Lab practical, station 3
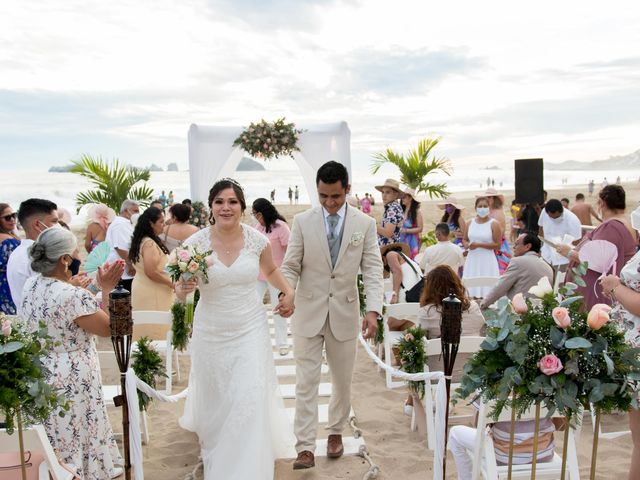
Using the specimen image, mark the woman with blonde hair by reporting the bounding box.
[85,203,115,253]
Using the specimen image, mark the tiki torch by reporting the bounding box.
[440,291,463,479]
[109,284,133,480]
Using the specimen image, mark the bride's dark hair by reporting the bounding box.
[208,178,246,225]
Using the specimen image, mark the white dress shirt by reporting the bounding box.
[105,216,135,279]
[322,203,347,237]
[7,239,34,314]
[538,208,582,266]
[419,240,465,273]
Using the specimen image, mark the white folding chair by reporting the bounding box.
[0,425,74,480]
[99,350,149,445]
[462,276,499,299]
[381,302,421,389]
[132,310,178,394]
[421,336,485,449]
[471,400,580,479]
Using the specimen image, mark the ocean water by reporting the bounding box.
[3,165,638,227]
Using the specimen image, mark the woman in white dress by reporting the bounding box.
[175,178,295,480]
[463,196,501,298]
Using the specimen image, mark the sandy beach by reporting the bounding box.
[95,181,640,479]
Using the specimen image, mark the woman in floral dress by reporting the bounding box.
[21,227,125,479]
[0,203,20,314]
[375,178,404,247]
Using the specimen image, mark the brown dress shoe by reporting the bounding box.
[327,434,344,458]
[293,450,315,469]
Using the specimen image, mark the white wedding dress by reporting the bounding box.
[179,224,293,479]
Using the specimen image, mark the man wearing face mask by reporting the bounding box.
[538,199,582,268]
[7,198,59,314]
[105,199,140,292]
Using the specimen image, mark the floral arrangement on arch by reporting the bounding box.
[456,263,640,423]
[189,201,209,229]
[233,118,304,160]
[0,314,68,434]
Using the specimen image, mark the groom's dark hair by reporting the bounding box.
[316,161,349,188]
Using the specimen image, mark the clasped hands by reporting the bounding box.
[275,291,295,318]
[600,274,622,298]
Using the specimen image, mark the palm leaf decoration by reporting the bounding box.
[71,154,154,212]
[371,137,452,199]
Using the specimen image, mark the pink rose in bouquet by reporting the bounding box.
[178,249,191,262]
[187,260,199,273]
[552,307,571,329]
[1,318,11,337]
[404,333,414,342]
[511,293,528,314]
[587,303,611,330]
[539,354,563,375]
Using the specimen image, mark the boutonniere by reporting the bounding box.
[350,232,364,246]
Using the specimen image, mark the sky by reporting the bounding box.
[1,0,640,173]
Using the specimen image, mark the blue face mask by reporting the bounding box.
[476,207,490,218]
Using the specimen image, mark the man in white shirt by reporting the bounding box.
[419,223,464,274]
[538,199,582,267]
[105,199,139,292]
[7,198,59,313]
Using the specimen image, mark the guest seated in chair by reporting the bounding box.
[480,232,553,310]
[419,223,464,274]
[381,242,422,304]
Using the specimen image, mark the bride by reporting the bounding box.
[175,178,295,479]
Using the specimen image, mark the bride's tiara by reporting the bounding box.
[215,177,244,192]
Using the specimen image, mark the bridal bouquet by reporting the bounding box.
[456,264,640,423]
[166,246,213,327]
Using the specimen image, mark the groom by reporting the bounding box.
[280,161,384,469]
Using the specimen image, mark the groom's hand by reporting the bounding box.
[362,311,378,339]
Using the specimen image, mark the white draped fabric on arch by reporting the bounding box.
[187,121,352,207]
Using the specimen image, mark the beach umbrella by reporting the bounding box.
[84,241,111,273]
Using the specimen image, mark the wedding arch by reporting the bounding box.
[187,121,352,206]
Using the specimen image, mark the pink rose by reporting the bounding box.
[587,304,611,330]
[404,333,414,342]
[178,249,191,262]
[187,260,199,273]
[552,307,571,329]
[511,293,528,314]
[539,354,563,375]
[205,255,215,267]
[1,319,11,337]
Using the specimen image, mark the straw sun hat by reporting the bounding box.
[477,187,505,202]
[436,197,465,210]
[374,178,402,194]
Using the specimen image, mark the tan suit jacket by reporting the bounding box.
[281,205,384,341]
[481,251,554,307]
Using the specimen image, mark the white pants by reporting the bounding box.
[448,425,476,480]
[256,280,288,347]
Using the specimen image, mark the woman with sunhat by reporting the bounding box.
[483,187,512,275]
[438,196,466,246]
[376,178,404,247]
[399,187,423,259]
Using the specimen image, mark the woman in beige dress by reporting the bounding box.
[162,203,199,252]
[129,206,174,311]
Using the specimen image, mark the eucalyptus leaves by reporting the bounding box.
[233,118,303,160]
[457,263,640,422]
[0,314,68,434]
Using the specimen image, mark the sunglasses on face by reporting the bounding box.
[1,213,16,221]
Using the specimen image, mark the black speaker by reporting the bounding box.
[514,158,544,204]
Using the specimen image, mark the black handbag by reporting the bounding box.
[398,252,424,303]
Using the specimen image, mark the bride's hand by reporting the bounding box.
[275,291,295,318]
[175,277,198,301]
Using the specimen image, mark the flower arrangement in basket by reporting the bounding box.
[166,245,213,329]
[233,118,303,160]
[0,314,69,479]
[456,264,640,424]
[397,325,428,398]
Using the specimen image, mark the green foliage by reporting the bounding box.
[71,154,153,212]
[371,137,451,199]
[0,316,69,434]
[131,337,166,411]
[397,325,428,398]
[171,290,200,351]
[420,230,438,248]
[189,201,209,228]
[456,266,640,423]
[233,118,304,160]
